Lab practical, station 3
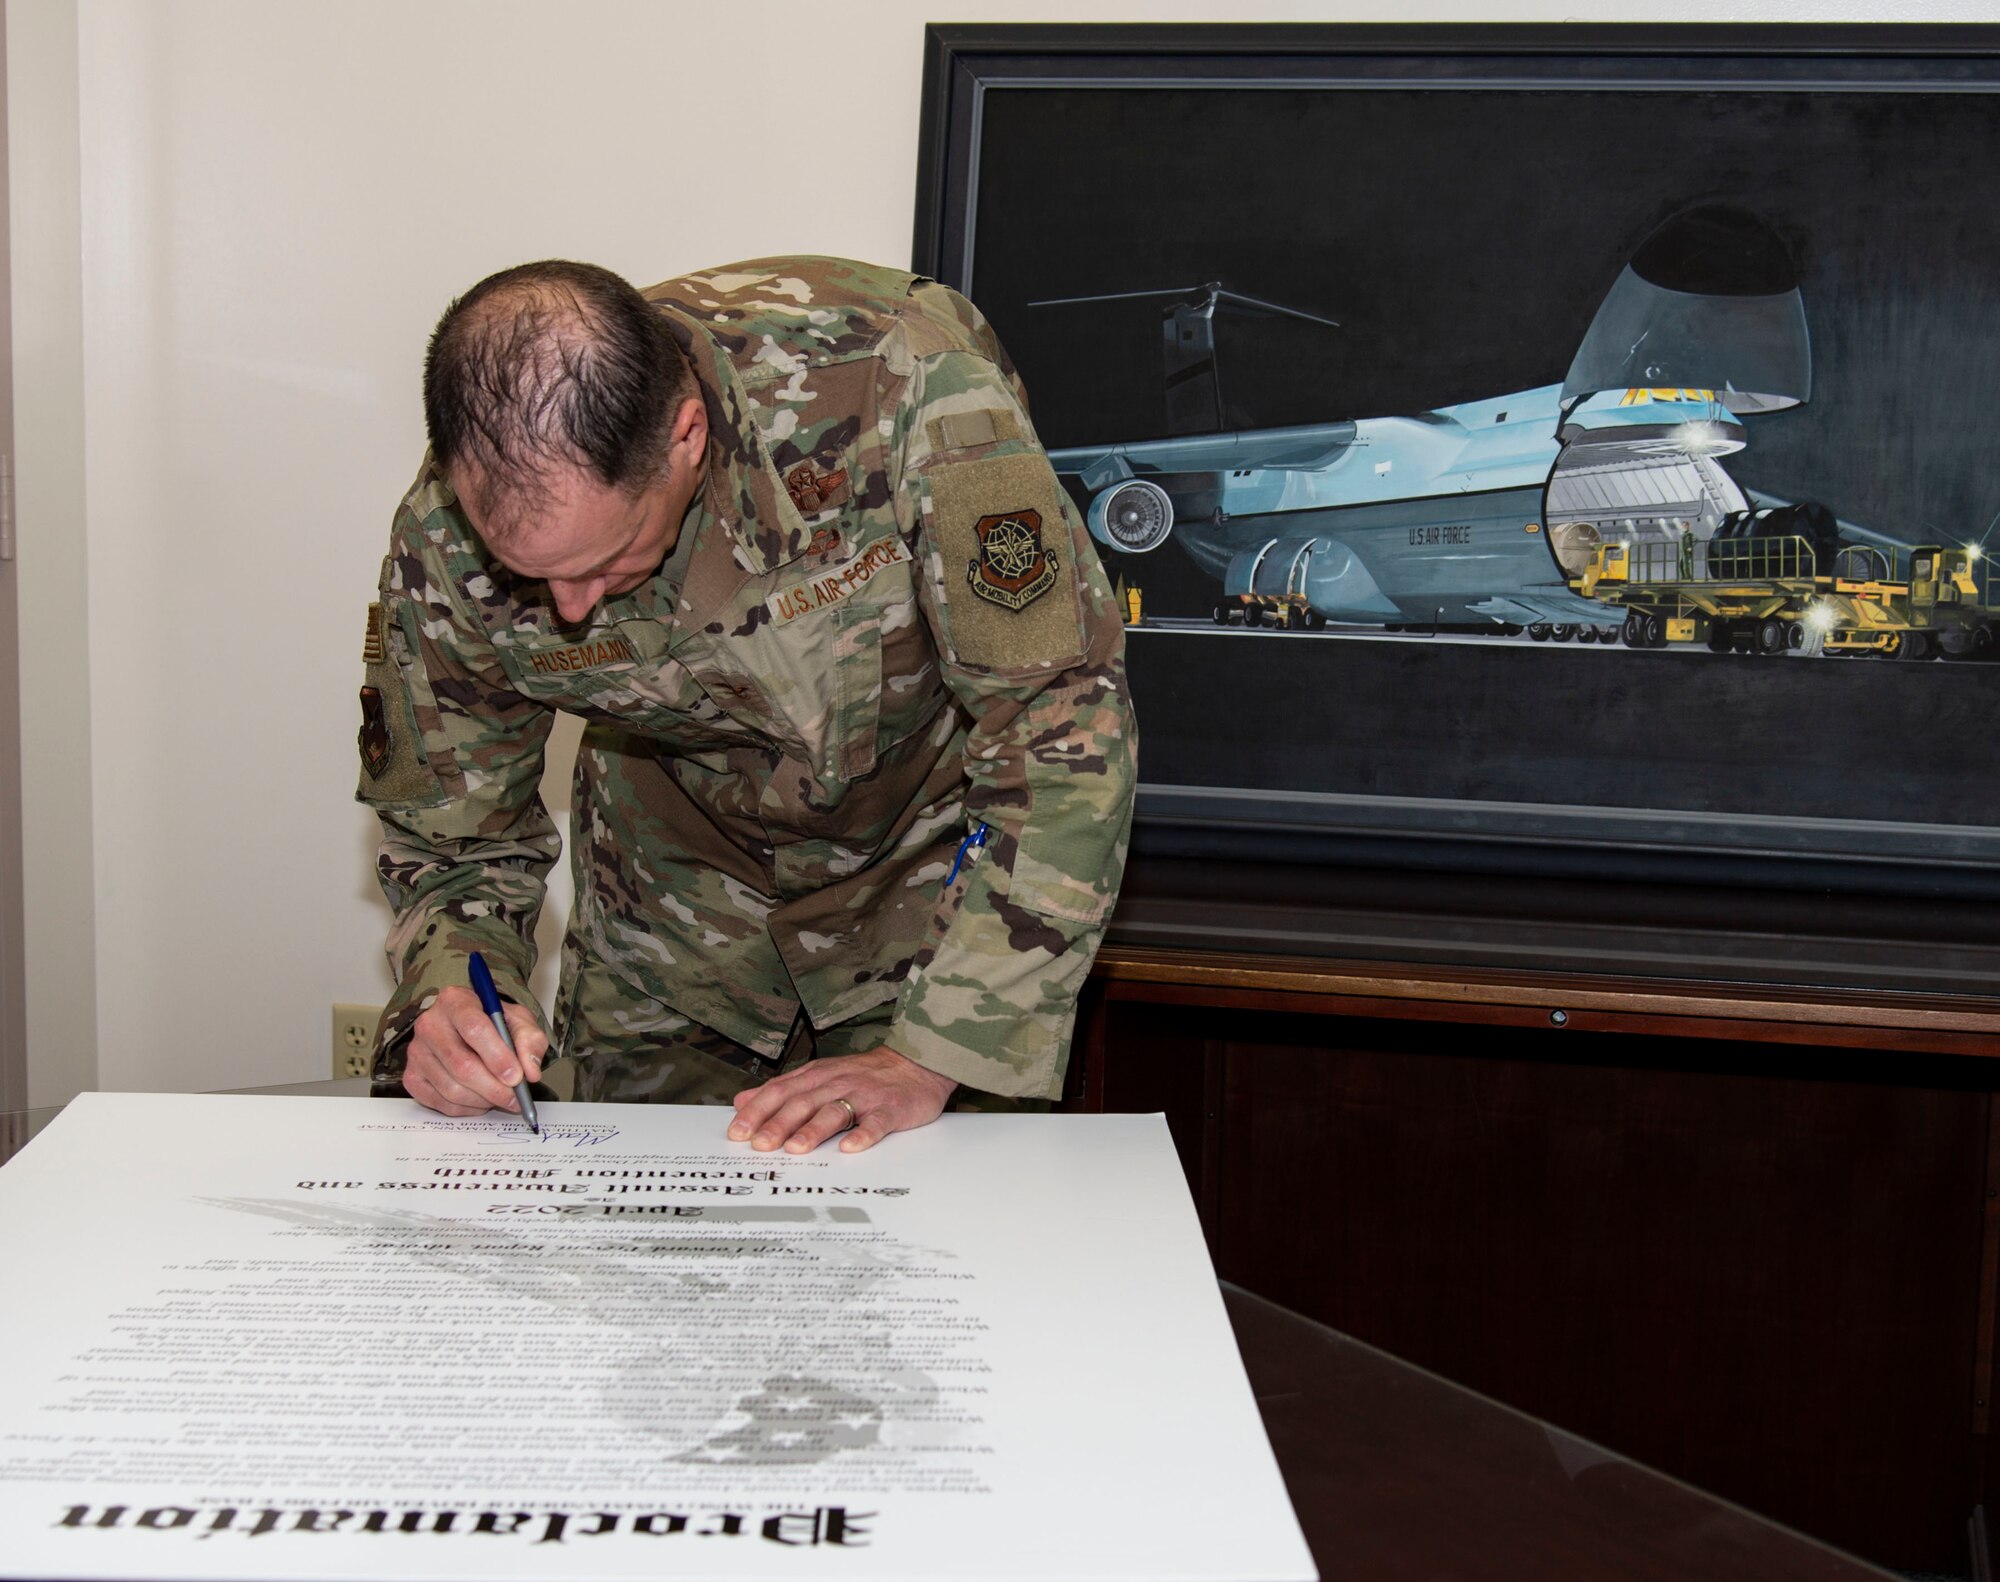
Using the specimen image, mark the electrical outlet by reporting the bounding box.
[331,1004,382,1080]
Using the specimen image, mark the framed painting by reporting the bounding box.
[913,23,2000,896]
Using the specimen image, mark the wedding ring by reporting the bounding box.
[834,1097,857,1131]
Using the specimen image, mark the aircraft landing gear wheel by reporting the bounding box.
[1212,603,1233,627]
[1243,603,1264,629]
[1577,625,1599,644]
[1599,626,1623,645]
[1549,624,1575,643]
[1528,624,1552,642]
[1756,617,1789,656]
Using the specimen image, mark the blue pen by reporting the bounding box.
[468,952,539,1135]
[947,822,989,884]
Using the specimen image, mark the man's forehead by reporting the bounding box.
[452,463,636,572]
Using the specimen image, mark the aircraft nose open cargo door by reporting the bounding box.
[1545,449,1749,574]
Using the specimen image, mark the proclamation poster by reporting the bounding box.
[0,1094,1314,1581]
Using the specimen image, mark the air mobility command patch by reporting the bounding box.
[969,509,1058,610]
[923,451,1086,670]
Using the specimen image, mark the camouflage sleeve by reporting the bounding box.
[355,466,559,1086]
[886,291,1137,1099]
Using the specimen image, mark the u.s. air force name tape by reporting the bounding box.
[767,536,914,626]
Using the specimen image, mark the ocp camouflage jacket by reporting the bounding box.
[357,257,1136,1098]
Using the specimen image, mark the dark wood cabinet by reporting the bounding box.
[1072,861,2000,1576]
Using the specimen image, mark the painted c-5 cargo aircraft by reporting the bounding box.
[1045,206,1816,634]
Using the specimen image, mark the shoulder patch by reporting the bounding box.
[358,686,393,776]
[968,510,1059,610]
[356,602,446,808]
[923,453,1086,671]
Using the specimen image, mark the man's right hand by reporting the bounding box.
[400,984,548,1117]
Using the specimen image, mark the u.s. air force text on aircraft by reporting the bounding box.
[1410,525,1474,547]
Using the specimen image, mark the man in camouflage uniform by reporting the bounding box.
[358,257,1135,1153]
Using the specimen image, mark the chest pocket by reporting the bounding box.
[845,558,947,763]
[753,528,946,793]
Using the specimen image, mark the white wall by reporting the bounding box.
[9,0,1997,1100]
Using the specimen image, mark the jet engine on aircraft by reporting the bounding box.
[1086,478,1175,554]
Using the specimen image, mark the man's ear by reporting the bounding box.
[673,395,708,461]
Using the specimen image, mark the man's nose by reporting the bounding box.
[549,580,604,623]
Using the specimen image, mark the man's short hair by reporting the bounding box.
[423,260,696,514]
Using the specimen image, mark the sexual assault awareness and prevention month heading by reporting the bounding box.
[0,1094,1314,1581]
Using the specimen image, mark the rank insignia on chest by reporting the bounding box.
[784,459,851,517]
[967,509,1060,611]
[357,686,392,779]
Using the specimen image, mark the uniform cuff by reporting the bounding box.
[886,909,1095,1101]
[885,1013,1070,1101]
[371,943,545,1084]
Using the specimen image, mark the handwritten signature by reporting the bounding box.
[494,1123,621,1149]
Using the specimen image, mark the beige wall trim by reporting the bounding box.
[8,0,95,1106]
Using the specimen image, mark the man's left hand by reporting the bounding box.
[728,1047,957,1154]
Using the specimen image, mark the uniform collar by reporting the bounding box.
[644,287,816,580]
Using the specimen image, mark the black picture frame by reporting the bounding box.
[913,23,2000,900]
